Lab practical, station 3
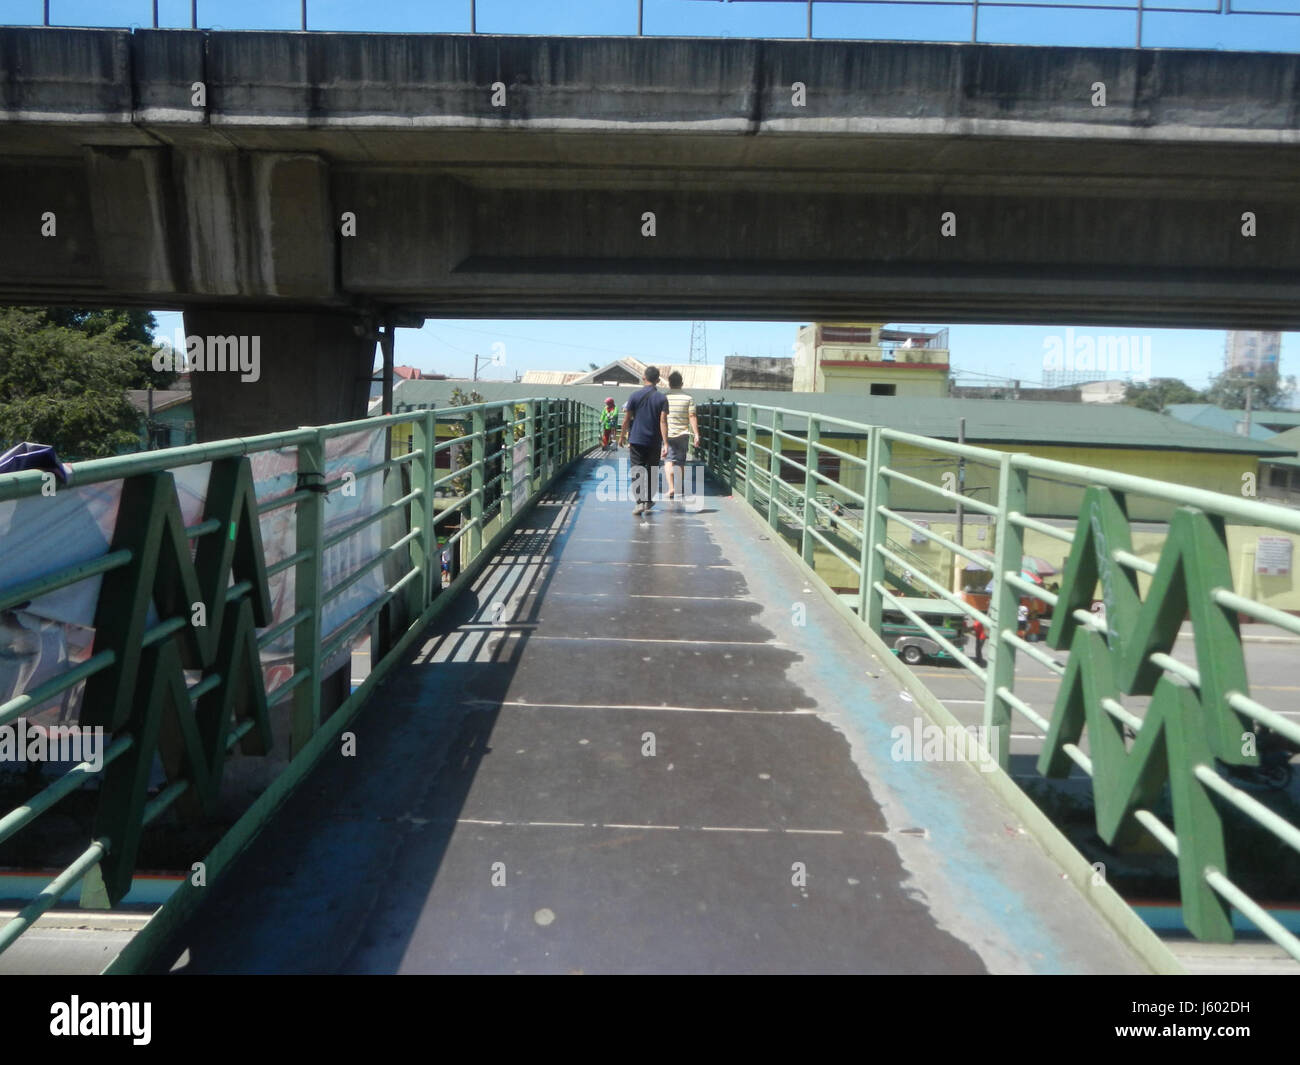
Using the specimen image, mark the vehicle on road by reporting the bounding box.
[882,612,968,666]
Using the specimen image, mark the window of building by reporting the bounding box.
[1270,466,1289,488]
[870,383,897,396]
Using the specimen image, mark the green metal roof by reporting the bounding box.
[1162,403,1279,443]
[1248,410,1300,429]
[377,380,1290,456]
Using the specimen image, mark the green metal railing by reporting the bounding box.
[0,397,602,959]
[699,400,1300,957]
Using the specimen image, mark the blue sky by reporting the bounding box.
[12,0,1300,49]
[20,0,1299,395]
[150,313,1291,393]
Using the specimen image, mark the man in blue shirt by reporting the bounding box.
[617,366,669,515]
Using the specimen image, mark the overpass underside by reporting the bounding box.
[1,28,1299,329]
[144,459,1147,974]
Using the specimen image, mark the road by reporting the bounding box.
[901,630,1300,791]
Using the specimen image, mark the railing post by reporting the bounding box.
[863,427,890,633]
[728,402,739,488]
[543,401,554,482]
[704,404,716,477]
[470,406,485,558]
[525,400,537,491]
[412,409,436,609]
[538,401,548,484]
[292,434,326,756]
[767,411,784,529]
[744,405,757,507]
[714,404,725,484]
[552,400,560,472]
[801,418,820,568]
[984,454,1028,770]
[501,406,515,527]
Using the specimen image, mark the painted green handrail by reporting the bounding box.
[698,400,1300,959]
[0,396,602,959]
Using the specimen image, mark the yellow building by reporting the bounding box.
[721,390,1297,608]
[792,322,950,397]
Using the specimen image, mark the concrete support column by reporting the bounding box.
[184,308,377,441]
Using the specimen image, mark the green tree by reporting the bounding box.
[43,308,172,389]
[1204,366,1296,412]
[1122,377,1205,413]
[0,307,143,459]
[447,387,485,494]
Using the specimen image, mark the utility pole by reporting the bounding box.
[955,417,966,591]
[1245,380,1254,436]
[379,318,395,414]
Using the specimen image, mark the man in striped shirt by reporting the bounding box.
[662,371,700,501]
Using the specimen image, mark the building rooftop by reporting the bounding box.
[126,390,191,415]
[520,370,585,385]
[379,380,1290,456]
[1164,403,1282,442]
[523,358,724,390]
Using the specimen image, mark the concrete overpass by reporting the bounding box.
[2,27,1300,432]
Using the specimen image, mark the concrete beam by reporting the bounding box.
[178,150,335,298]
[1,28,1299,326]
[84,147,180,294]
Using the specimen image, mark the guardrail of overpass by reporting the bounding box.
[18,0,1300,49]
[0,396,600,961]
[699,400,1300,958]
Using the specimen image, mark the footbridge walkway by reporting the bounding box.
[1,397,1297,973]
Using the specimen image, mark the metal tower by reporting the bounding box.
[688,321,708,365]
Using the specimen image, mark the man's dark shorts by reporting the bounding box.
[665,435,689,464]
[628,444,660,502]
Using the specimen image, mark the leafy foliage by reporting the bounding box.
[446,388,485,494]
[1121,377,1205,413]
[0,307,146,459]
[1204,366,1297,412]
[43,307,171,389]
